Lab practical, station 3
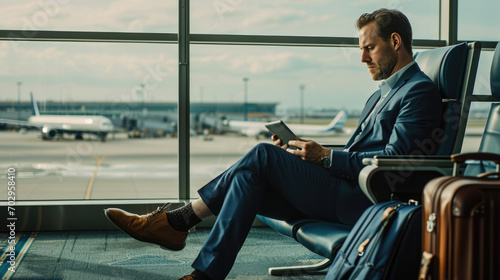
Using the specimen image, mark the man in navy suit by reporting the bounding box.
[105,8,442,280]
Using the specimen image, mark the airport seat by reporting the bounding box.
[257,42,480,276]
[462,103,500,175]
[463,42,500,175]
[416,42,471,155]
[359,41,482,204]
[360,41,500,204]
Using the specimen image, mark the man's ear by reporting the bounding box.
[391,32,402,51]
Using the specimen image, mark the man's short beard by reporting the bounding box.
[374,52,397,80]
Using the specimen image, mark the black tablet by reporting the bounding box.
[265,120,299,150]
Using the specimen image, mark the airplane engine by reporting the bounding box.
[41,126,57,140]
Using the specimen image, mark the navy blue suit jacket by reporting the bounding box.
[332,63,442,224]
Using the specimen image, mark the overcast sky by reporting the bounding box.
[0,0,498,112]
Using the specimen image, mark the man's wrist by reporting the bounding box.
[321,148,332,169]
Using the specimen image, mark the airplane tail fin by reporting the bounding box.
[325,110,348,131]
[30,92,40,116]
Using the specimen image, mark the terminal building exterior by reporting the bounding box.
[0,100,278,133]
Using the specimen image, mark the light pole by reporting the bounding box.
[17,82,22,122]
[243,77,249,121]
[140,83,145,113]
[200,86,204,103]
[140,83,145,128]
[300,84,305,124]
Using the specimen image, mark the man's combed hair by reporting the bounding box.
[356,8,413,56]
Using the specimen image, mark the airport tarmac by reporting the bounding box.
[0,130,482,202]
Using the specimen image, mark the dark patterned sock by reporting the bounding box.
[190,269,211,280]
[166,203,202,232]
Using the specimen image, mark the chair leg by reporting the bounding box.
[268,258,332,276]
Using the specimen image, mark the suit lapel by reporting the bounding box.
[368,64,420,124]
[348,64,421,150]
[359,89,381,125]
[344,89,380,148]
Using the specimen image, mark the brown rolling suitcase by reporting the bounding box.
[419,152,500,280]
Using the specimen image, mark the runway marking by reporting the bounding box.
[85,156,106,199]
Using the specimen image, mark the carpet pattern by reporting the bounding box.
[1,227,328,280]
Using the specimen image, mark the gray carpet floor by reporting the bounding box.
[2,227,328,280]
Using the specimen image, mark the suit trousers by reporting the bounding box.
[192,143,347,279]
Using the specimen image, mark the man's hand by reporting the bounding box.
[272,134,296,149]
[271,134,301,150]
[272,134,329,166]
[288,139,328,165]
[271,134,284,148]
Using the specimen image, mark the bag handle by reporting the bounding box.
[450,152,500,176]
[477,171,500,178]
[356,206,397,256]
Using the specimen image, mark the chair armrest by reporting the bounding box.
[361,155,452,166]
[359,156,456,204]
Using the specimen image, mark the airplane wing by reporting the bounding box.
[0,118,42,128]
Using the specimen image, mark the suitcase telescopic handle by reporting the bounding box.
[451,152,500,176]
[451,152,500,164]
[477,171,500,178]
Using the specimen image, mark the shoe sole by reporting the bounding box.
[104,209,186,251]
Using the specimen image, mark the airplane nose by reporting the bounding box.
[100,120,113,131]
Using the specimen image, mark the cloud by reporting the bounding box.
[0,0,177,32]
[191,1,345,35]
[0,41,178,98]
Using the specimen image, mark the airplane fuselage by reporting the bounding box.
[225,110,348,138]
[28,115,114,140]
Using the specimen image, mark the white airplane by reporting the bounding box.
[225,109,348,138]
[0,92,114,141]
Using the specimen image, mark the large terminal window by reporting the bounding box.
[0,41,178,200]
[191,0,439,39]
[0,0,498,230]
[0,0,177,33]
[189,44,377,197]
[462,50,497,153]
[458,0,500,42]
[457,0,500,152]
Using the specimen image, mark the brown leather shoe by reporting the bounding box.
[104,203,188,251]
[177,276,194,280]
